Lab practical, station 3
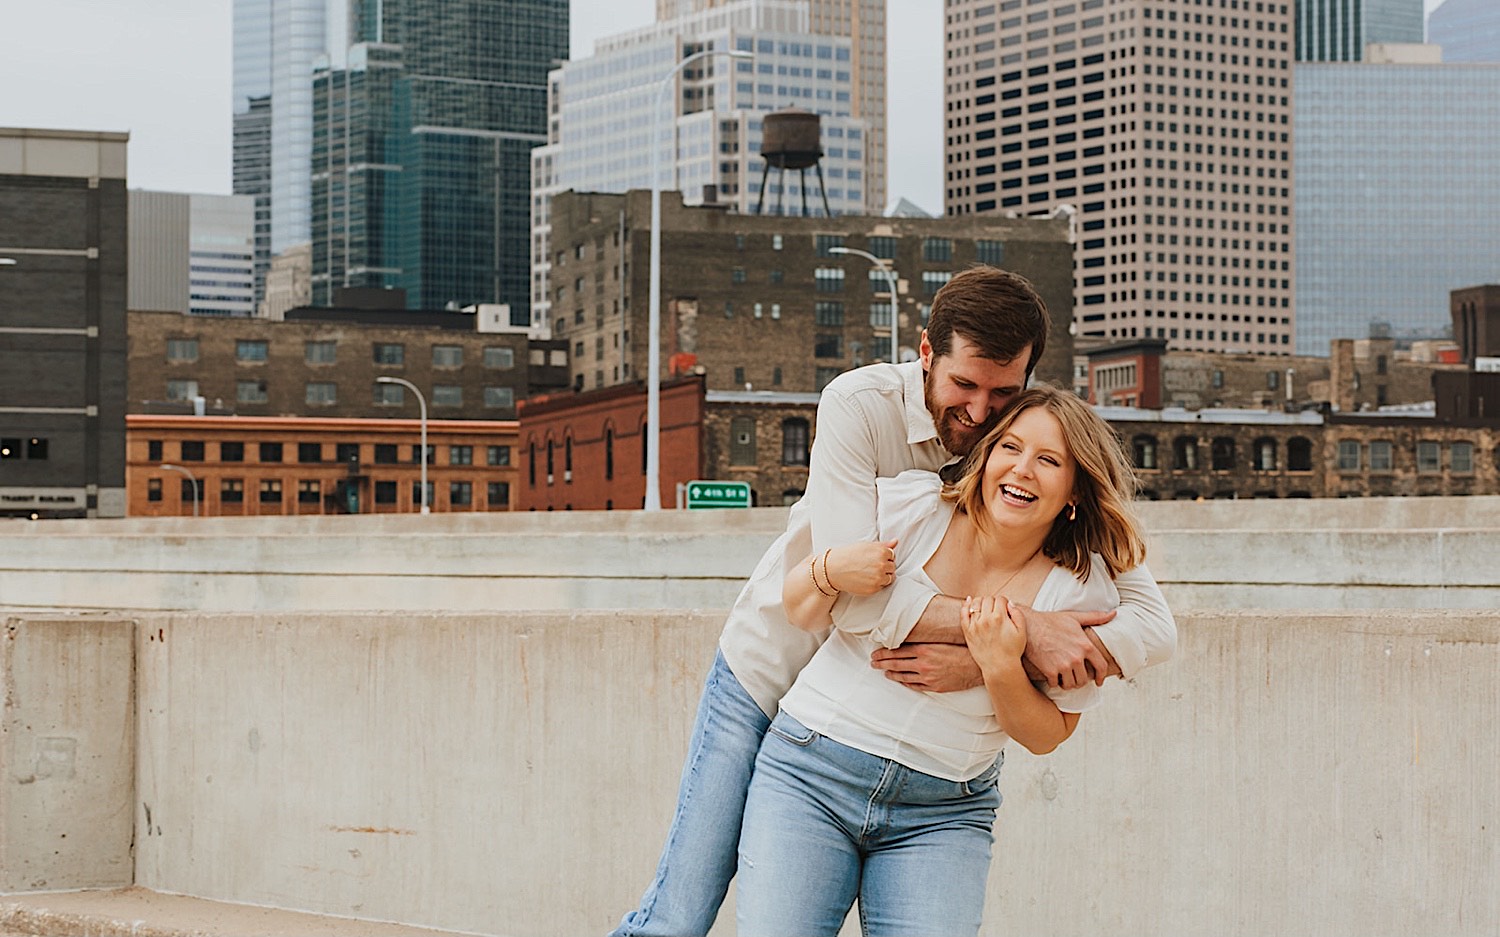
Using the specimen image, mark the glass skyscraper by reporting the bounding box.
[312,0,566,317]
[1428,0,1500,63]
[1294,62,1500,353]
[1295,0,1424,61]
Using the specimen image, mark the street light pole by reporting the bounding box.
[829,246,899,364]
[646,46,754,511]
[376,376,429,514]
[159,463,200,517]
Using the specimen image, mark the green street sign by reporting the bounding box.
[686,480,752,510]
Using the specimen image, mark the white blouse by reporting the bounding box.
[778,470,1118,782]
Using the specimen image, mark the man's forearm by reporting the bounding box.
[903,593,966,644]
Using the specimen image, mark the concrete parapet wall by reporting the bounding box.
[4,609,1493,936]
[4,495,1500,612]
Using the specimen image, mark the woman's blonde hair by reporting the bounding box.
[941,385,1146,580]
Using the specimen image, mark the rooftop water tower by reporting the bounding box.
[755,108,832,217]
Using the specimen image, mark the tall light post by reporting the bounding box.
[646,46,754,511]
[376,376,429,514]
[829,246,900,364]
[159,463,200,517]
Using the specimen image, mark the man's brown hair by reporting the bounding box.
[926,265,1049,377]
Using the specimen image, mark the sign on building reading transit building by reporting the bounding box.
[685,480,752,510]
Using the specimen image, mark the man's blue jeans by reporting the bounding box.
[609,649,771,937]
[735,711,1002,937]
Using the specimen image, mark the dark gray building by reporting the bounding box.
[0,127,129,518]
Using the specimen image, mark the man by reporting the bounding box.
[610,267,1176,937]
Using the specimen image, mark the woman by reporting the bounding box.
[735,386,1148,937]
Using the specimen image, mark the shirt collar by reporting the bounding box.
[901,361,941,448]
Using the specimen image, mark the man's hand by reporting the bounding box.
[1010,604,1115,690]
[869,643,984,693]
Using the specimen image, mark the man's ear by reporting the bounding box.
[919,330,933,369]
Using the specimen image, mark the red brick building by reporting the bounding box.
[128,415,517,516]
[516,377,705,511]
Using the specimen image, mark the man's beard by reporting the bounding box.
[924,374,997,457]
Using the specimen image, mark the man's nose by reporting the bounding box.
[964,396,989,424]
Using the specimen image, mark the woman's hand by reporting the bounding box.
[961,594,1028,671]
[823,539,899,596]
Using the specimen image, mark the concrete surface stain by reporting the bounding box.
[327,826,415,835]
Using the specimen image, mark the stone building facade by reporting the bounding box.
[129,308,568,421]
[546,189,1074,396]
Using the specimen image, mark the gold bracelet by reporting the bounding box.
[820,548,841,595]
[811,554,836,597]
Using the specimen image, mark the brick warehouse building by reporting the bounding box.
[128,415,518,516]
[545,189,1075,396]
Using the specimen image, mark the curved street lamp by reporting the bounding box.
[376,376,430,514]
[646,46,755,511]
[829,246,900,364]
[159,463,200,517]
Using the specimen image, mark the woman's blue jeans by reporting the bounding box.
[609,650,771,936]
[736,712,1002,937]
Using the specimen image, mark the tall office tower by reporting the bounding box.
[944,0,1295,354]
[0,128,129,519]
[313,0,566,317]
[1294,54,1500,355]
[1295,0,1423,61]
[130,192,258,318]
[1428,0,1500,63]
[232,0,273,309]
[530,0,877,335]
[656,0,887,214]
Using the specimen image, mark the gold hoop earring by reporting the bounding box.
[1066,503,1077,522]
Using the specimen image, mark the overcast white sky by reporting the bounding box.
[0,0,1444,216]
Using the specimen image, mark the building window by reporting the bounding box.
[236,339,269,362]
[305,382,337,406]
[869,303,892,328]
[1211,369,1224,389]
[1252,437,1277,472]
[483,346,515,369]
[815,301,844,326]
[487,482,510,508]
[305,340,336,364]
[1173,436,1198,471]
[1132,434,1158,470]
[605,428,614,480]
[922,238,953,262]
[815,334,844,358]
[1337,440,1360,472]
[166,379,199,401]
[484,386,515,409]
[1266,371,1280,391]
[772,234,783,250]
[221,441,244,462]
[335,443,359,464]
[487,445,511,467]
[816,233,846,256]
[868,236,897,260]
[374,343,405,365]
[259,442,283,463]
[816,366,842,391]
[298,480,321,504]
[529,442,536,487]
[1211,437,1236,471]
[432,345,463,368]
[166,339,199,362]
[298,442,323,463]
[148,440,164,461]
[782,418,810,466]
[921,270,952,296]
[815,267,845,293]
[975,239,1005,266]
[23,437,47,460]
[180,440,206,462]
[412,481,434,508]
[730,416,757,466]
[375,480,397,504]
[1369,440,1393,472]
[180,478,198,502]
[450,481,473,507]
[1416,441,1441,474]
[1452,442,1474,474]
[450,445,473,466]
[413,445,435,465]
[432,385,463,407]
[148,478,162,502]
[374,382,404,406]
[546,439,555,484]
[1287,437,1313,472]
[374,444,398,464]
[237,380,268,404]
[221,479,244,503]
[259,479,283,504]
[731,267,747,284]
